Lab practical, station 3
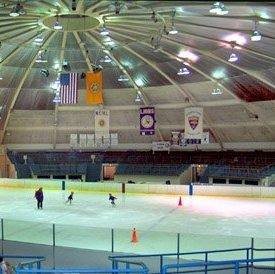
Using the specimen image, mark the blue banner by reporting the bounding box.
[140,107,155,135]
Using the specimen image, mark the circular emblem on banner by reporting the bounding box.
[90,83,99,93]
[98,119,106,127]
[141,115,154,128]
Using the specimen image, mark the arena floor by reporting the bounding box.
[0,187,274,258]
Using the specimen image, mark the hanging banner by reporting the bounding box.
[171,131,180,145]
[86,134,95,147]
[184,107,203,139]
[179,131,209,146]
[70,134,78,147]
[95,109,109,136]
[86,71,103,105]
[110,133,118,145]
[79,134,87,148]
[140,107,155,135]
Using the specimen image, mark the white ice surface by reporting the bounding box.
[0,188,274,255]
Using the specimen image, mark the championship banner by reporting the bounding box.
[184,107,203,139]
[95,109,109,138]
[86,71,103,104]
[140,107,155,135]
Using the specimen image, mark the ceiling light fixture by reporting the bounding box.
[228,53,238,62]
[34,36,43,43]
[100,28,109,36]
[211,86,222,95]
[53,95,61,103]
[135,94,141,102]
[35,55,47,63]
[109,1,127,14]
[53,15,63,30]
[10,3,26,17]
[118,75,129,82]
[209,2,228,15]
[40,68,49,77]
[169,12,178,34]
[251,21,262,41]
[177,67,190,75]
[228,43,239,62]
[151,12,158,23]
[100,55,112,63]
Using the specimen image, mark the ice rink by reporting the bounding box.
[0,187,275,256]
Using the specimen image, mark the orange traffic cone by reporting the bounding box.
[131,228,138,243]
[178,196,182,206]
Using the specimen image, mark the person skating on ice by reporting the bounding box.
[109,193,117,206]
[66,191,74,205]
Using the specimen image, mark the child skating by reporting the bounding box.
[66,191,74,205]
[109,193,117,207]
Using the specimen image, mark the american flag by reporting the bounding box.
[60,72,78,104]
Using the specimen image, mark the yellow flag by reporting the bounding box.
[86,71,103,104]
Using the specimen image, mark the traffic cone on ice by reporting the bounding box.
[178,196,182,206]
[131,228,138,243]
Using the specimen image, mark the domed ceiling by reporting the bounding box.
[0,0,274,152]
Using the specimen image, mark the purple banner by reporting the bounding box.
[140,107,155,135]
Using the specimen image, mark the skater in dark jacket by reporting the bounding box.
[109,193,117,206]
[66,191,74,205]
[34,187,44,209]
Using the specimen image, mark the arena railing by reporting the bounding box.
[161,258,275,274]
[14,268,148,274]
[109,243,275,274]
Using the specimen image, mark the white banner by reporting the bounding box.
[201,132,209,144]
[110,133,118,145]
[86,134,95,147]
[152,141,170,151]
[95,109,110,137]
[79,134,87,148]
[184,107,203,139]
[70,134,78,147]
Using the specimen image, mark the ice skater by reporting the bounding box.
[34,187,44,209]
[109,193,117,207]
[66,191,74,205]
